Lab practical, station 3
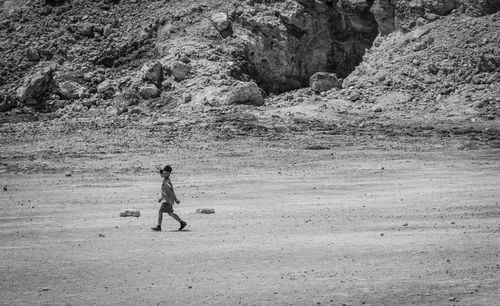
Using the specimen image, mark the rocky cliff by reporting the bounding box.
[0,0,498,143]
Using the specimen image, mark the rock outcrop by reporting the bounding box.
[371,0,500,33]
[236,0,378,93]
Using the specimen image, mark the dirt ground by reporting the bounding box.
[0,140,499,305]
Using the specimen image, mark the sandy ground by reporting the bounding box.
[0,141,499,305]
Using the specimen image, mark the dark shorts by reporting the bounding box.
[159,202,174,213]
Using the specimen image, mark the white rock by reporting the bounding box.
[97,79,113,93]
[210,12,230,32]
[196,208,215,214]
[120,209,140,217]
[139,84,159,99]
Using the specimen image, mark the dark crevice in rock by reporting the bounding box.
[240,0,379,94]
[279,15,307,38]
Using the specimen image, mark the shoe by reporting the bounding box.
[151,225,161,231]
[179,221,187,231]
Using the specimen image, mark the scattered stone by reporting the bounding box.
[170,61,190,81]
[139,84,160,99]
[403,223,408,226]
[119,89,140,106]
[141,60,163,84]
[409,27,431,41]
[305,145,329,150]
[97,79,113,93]
[372,105,383,112]
[309,72,342,93]
[58,81,86,99]
[161,80,173,90]
[425,13,438,21]
[65,172,72,177]
[448,297,456,302]
[182,93,192,103]
[348,92,361,101]
[120,209,141,217]
[77,22,95,37]
[83,71,95,81]
[116,106,128,116]
[0,93,16,112]
[374,72,387,82]
[16,66,54,102]
[103,24,113,37]
[428,64,438,74]
[416,17,427,27]
[98,233,105,237]
[179,55,191,64]
[196,208,215,214]
[210,12,231,32]
[3,185,7,191]
[380,233,384,236]
[26,47,40,61]
[129,108,143,115]
[225,81,263,106]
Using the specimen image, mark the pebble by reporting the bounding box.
[196,208,215,214]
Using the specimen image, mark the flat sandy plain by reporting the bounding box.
[1,140,499,305]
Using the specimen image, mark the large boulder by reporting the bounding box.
[58,81,86,99]
[141,60,163,84]
[16,66,54,102]
[239,0,377,93]
[225,82,263,106]
[309,72,342,92]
